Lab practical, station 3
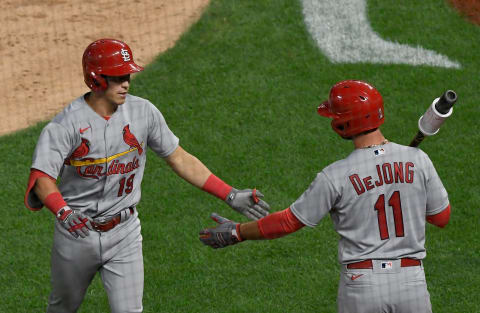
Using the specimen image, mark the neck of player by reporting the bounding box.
[353,129,388,149]
[85,92,120,118]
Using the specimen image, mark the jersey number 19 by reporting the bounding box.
[118,174,136,197]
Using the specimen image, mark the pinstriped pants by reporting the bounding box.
[338,260,432,313]
[47,212,144,313]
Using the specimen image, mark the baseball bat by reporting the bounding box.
[409,90,457,147]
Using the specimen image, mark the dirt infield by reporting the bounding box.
[0,1,476,136]
[448,0,480,25]
[0,0,209,136]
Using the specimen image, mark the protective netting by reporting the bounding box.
[0,0,209,136]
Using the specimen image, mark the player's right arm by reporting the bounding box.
[199,170,336,248]
[30,170,93,238]
[24,122,92,238]
[33,175,60,202]
[199,208,305,248]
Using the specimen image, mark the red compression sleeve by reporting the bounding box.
[44,192,68,215]
[24,169,55,211]
[202,174,232,200]
[257,207,305,239]
[426,204,451,228]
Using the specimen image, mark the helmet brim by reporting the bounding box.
[101,62,144,76]
[126,62,144,73]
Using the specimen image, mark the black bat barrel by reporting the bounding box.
[435,90,457,114]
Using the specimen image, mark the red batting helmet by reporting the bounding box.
[82,39,144,92]
[317,80,384,139]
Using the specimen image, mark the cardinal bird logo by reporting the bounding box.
[123,124,143,155]
[64,138,90,164]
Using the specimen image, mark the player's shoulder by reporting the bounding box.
[388,142,430,159]
[124,94,161,113]
[51,94,90,125]
[126,94,153,107]
[321,156,351,179]
[125,93,148,104]
[42,94,92,137]
[323,142,429,170]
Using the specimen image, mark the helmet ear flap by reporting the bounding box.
[331,118,351,139]
[90,72,107,92]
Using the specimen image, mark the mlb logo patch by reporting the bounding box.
[374,148,385,156]
[381,261,393,269]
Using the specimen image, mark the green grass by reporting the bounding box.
[2,0,479,312]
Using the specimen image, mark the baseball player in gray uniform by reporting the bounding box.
[199,80,451,313]
[23,38,270,313]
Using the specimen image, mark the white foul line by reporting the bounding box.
[301,0,461,69]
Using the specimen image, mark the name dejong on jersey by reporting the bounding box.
[349,161,415,196]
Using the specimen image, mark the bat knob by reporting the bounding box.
[435,90,457,114]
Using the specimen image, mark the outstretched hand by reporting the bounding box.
[226,188,270,220]
[199,213,242,249]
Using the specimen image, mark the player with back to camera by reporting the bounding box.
[24,38,270,313]
[199,80,451,313]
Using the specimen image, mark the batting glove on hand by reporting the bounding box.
[226,188,270,220]
[56,206,93,239]
[199,213,242,249]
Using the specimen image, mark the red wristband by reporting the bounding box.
[44,192,67,215]
[202,174,232,200]
[235,223,243,242]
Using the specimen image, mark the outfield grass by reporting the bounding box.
[2,0,479,312]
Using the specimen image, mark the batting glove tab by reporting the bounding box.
[56,206,93,239]
[199,213,242,249]
[226,188,270,220]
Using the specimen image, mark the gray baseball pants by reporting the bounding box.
[47,210,143,313]
[338,259,432,313]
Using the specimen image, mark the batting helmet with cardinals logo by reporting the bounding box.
[82,39,144,92]
[317,80,385,139]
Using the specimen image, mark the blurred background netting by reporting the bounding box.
[0,0,209,136]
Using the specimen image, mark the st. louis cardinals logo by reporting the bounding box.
[64,125,144,179]
[120,48,131,62]
[64,138,90,165]
[123,124,143,155]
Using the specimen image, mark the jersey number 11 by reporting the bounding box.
[374,191,405,240]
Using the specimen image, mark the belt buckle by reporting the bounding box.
[92,216,112,231]
[95,216,109,225]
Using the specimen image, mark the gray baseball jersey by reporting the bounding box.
[30,93,178,217]
[29,93,178,312]
[290,142,449,264]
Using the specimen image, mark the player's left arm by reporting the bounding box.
[165,146,270,220]
[422,152,450,228]
[165,146,212,188]
[426,204,450,228]
[147,103,269,220]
